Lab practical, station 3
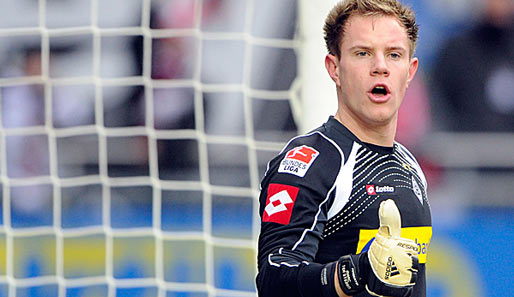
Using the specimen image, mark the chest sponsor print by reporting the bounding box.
[366,184,395,195]
[278,145,320,177]
[357,226,432,263]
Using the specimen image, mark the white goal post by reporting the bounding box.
[297,0,338,134]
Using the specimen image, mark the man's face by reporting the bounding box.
[326,14,418,130]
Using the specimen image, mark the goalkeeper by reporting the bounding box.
[256,0,432,297]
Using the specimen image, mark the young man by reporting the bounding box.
[256,1,432,297]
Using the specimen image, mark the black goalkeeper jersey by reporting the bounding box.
[256,117,432,297]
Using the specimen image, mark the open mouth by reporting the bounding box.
[370,85,389,97]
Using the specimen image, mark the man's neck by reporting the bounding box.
[334,110,397,147]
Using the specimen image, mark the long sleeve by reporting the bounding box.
[256,131,343,297]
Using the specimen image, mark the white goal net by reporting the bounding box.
[0,0,320,296]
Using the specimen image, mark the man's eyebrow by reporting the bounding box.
[347,45,408,52]
[348,45,373,51]
[386,46,408,52]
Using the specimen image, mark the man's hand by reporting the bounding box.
[336,199,419,297]
[365,199,419,296]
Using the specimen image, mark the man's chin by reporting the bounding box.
[363,109,397,127]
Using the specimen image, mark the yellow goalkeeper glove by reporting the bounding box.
[337,199,419,297]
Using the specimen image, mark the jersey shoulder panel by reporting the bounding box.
[261,130,345,192]
[394,142,428,188]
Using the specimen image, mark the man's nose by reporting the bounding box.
[371,55,389,76]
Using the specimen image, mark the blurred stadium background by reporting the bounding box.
[0,0,512,296]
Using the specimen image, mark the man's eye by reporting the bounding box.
[356,51,368,57]
[390,52,401,59]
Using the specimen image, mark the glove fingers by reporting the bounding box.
[409,268,418,285]
[408,255,418,285]
[411,255,419,272]
[397,253,416,270]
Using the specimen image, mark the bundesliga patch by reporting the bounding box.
[263,183,299,225]
[278,145,319,177]
[366,184,395,195]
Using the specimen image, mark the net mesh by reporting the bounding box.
[0,0,300,296]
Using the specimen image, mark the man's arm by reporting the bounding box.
[258,197,420,297]
[257,136,343,297]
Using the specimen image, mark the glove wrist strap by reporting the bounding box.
[337,254,365,296]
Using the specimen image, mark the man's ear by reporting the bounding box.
[325,54,341,87]
[406,57,419,87]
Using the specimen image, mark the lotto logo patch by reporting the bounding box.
[366,185,377,195]
[262,183,299,225]
[366,184,395,195]
[278,145,319,177]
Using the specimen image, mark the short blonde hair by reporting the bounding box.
[323,0,418,58]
